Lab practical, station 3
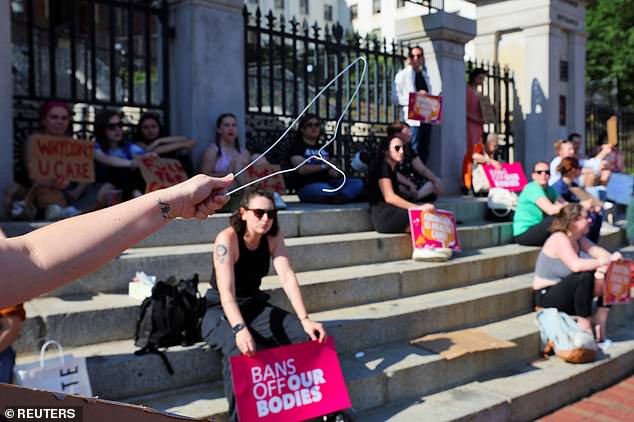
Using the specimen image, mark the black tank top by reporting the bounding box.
[210,233,270,299]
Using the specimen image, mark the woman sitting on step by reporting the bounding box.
[202,188,326,422]
[367,133,435,233]
[533,203,621,342]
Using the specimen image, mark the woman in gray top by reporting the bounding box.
[533,203,622,342]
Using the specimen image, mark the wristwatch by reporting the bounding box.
[231,322,247,335]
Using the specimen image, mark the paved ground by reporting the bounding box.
[539,371,634,421]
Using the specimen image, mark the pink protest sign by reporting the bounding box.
[230,337,351,422]
[408,92,443,124]
[603,260,633,305]
[409,209,460,251]
[482,163,528,192]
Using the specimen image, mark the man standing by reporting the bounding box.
[393,46,433,164]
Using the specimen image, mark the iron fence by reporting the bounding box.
[11,0,170,182]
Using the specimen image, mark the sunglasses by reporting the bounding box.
[303,122,320,128]
[410,54,423,58]
[107,122,124,130]
[534,170,550,175]
[246,208,277,219]
[392,145,403,152]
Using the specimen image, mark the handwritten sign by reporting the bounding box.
[137,156,188,193]
[408,93,443,124]
[245,163,287,194]
[409,209,460,250]
[482,163,528,192]
[230,337,350,422]
[28,135,94,183]
[603,260,633,305]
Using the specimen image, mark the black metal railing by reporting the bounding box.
[244,6,408,173]
[11,0,171,181]
[405,0,444,13]
[466,59,517,163]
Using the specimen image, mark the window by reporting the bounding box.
[300,0,309,15]
[559,60,569,82]
[324,5,333,21]
[373,0,381,14]
[397,0,407,7]
[350,4,358,20]
[559,95,567,126]
[275,0,284,9]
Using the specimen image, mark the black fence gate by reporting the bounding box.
[11,0,171,180]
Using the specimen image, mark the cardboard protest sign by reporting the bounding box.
[409,209,460,251]
[28,135,95,183]
[408,92,443,124]
[607,115,618,146]
[245,163,286,194]
[479,94,496,124]
[411,328,516,360]
[603,260,633,306]
[136,156,188,193]
[230,337,351,422]
[481,163,528,192]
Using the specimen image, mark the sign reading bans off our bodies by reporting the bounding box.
[28,135,95,183]
[230,337,351,421]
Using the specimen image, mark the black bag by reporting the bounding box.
[134,274,205,374]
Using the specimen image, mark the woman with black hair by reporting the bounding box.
[134,112,197,176]
[93,109,153,200]
[202,189,326,422]
[287,113,364,204]
[367,133,435,233]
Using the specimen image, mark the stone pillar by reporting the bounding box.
[167,0,245,165]
[0,0,14,219]
[421,12,477,195]
[569,31,587,146]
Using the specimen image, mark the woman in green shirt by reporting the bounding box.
[513,161,566,246]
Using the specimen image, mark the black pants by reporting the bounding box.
[414,123,432,164]
[202,302,310,422]
[514,215,555,247]
[370,203,409,233]
[534,271,594,317]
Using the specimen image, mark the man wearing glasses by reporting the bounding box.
[392,46,433,164]
[513,161,566,246]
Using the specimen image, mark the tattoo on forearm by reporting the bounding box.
[157,198,173,220]
[216,244,228,264]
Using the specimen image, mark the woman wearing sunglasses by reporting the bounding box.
[202,188,326,422]
[287,114,364,204]
[367,134,435,233]
[513,161,566,246]
[94,109,155,200]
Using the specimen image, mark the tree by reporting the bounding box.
[586,0,634,107]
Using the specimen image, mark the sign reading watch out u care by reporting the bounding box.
[230,337,350,421]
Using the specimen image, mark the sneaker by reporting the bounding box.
[273,192,287,210]
[45,204,65,220]
[597,339,613,352]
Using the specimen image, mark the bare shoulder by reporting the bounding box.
[215,227,237,248]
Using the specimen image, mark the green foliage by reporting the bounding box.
[586,0,634,106]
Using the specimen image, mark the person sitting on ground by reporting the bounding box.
[287,114,364,204]
[367,133,435,233]
[568,132,612,188]
[388,121,443,202]
[18,101,119,220]
[94,109,154,200]
[201,113,287,210]
[548,139,575,186]
[134,112,197,177]
[1,174,234,309]
[202,188,326,422]
[533,203,619,342]
[552,157,603,243]
[513,161,566,246]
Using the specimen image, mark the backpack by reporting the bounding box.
[536,308,597,364]
[134,274,206,374]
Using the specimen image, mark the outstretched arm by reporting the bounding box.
[0,174,233,308]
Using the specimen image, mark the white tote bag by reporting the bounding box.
[13,340,93,397]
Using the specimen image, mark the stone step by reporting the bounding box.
[15,244,539,353]
[124,303,634,419]
[358,320,634,421]
[0,197,487,247]
[45,221,515,297]
[15,274,536,400]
